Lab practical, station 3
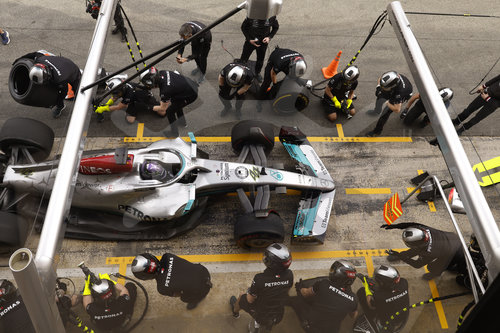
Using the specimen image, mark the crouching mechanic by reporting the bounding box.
[290,260,358,333]
[356,265,410,333]
[94,77,159,123]
[131,252,212,310]
[230,243,293,332]
[29,55,82,118]
[0,279,35,333]
[140,67,198,137]
[322,65,359,121]
[83,273,137,332]
[383,222,465,280]
[219,62,254,119]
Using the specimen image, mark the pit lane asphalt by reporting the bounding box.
[1,0,499,332]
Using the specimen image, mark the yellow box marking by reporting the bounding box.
[336,124,344,138]
[345,188,392,194]
[425,266,448,329]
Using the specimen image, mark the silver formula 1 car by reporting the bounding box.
[0,118,335,249]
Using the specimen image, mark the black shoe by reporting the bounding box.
[197,75,205,84]
[422,272,439,280]
[96,113,105,123]
[163,130,179,138]
[112,26,120,35]
[186,302,199,310]
[121,33,127,43]
[420,120,429,128]
[452,118,461,126]
[229,296,240,318]
[366,130,379,137]
[429,138,438,146]
[220,107,231,117]
[52,104,66,118]
[191,68,200,76]
[256,74,263,83]
[457,127,465,135]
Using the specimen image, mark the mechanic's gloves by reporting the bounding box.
[305,80,312,89]
[331,96,341,109]
[95,105,110,114]
[362,277,373,296]
[346,99,353,108]
[83,275,92,296]
[400,107,409,119]
[105,98,115,106]
[386,249,402,262]
[99,273,117,284]
[375,85,381,97]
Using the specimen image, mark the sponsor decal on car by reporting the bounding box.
[235,166,249,179]
[269,170,283,181]
[249,166,260,181]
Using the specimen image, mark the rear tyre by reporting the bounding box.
[0,117,54,162]
[0,212,28,248]
[231,120,275,155]
[234,212,285,249]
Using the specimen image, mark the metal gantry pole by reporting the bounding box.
[10,0,118,331]
[387,1,500,282]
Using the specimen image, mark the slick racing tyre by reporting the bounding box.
[271,78,310,115]
[0,117,55,162]
[0,211,28,248]
[9,58,59,108]
[231,120,275,155]
[234,211,285,249]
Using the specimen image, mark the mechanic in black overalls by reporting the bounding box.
[453,73,500,134]
[0,279,35,333]
[322,65,360,122]
[176,21,212,83]
[367,71,413,136]
[94,76,158,123]
[140,67,198,137]
[290,260,358,333]
[83,273,137,332]
[384,222,465,280]
[357,265,410,333]
[258,47,307,105]
[401,87,453,128]
[229,243,293,332]
[29,55,81,118]
[239,15,279,83]
[131,253,212,310]
[218,61,254,119]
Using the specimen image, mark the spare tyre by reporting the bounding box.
[271,78,310,115]
[9,58,59,108]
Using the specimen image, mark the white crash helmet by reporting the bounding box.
[289,56,307,78]
[342,65,360,82]
[439,87,454,103]
[29,63,51,85]
[380,71,400,91]
[226,65,246,88]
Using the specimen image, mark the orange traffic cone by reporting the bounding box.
[66,83,75,100]
[321,50,342,79]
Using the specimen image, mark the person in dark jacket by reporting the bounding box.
[383,222,465,280]
[0,279,35,333]
[357,265,410,332]
[29,55,81,118]
[453,74,500,134]
[140,67,198,137]
[239,16,279,82]
[290,260,358,333]
[367,71,413,136]
[322,65,360,121]
[131,252,212,310]
[176,21,212,83]
[230,243,293,332]
[218,61,254,119]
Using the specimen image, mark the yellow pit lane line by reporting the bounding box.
[123,123,413,143]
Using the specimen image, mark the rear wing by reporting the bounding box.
[279,126,336,244]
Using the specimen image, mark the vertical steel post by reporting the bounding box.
[10,0,118,331]
[387,1,500,281]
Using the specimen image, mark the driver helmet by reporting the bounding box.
[263,243,292,273]
[0,279,16,302]
[140,67,159,89]
[329,260,356,288]
[402,226,430,248]
[342,65,360,82]
[90,279,115,302]
[29,63,51,84]
[374,265,401,289]
[131,253,160,280]
[140,161,167,180]
[226,65,246,88]
[380,71,400,92]
[289,56,307,78]
[439,87,454,103]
